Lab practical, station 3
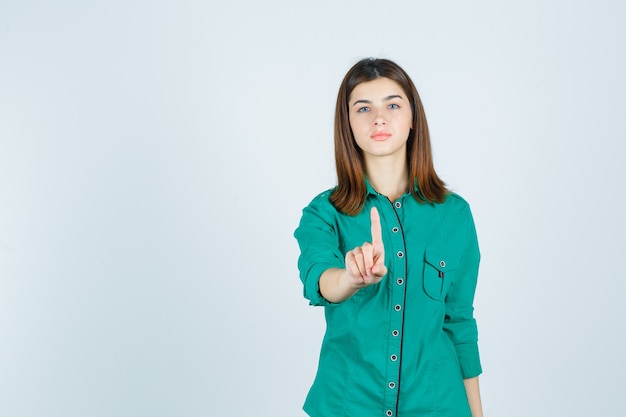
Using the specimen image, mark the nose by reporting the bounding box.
[373,110,387,126]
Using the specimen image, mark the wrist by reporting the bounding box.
[320,268,360,303]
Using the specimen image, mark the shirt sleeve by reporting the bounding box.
[294,193,345,306]
[443,202,483,379]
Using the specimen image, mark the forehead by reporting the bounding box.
[349,77,406,101]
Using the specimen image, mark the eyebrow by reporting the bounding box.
[352,95,404,107]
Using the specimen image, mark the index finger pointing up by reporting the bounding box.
[370,206,383,247]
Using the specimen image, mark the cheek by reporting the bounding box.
[351,127,368,149]
[349,118,367,137]
[398,114,413,131]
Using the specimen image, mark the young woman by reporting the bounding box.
[294,58,483,417]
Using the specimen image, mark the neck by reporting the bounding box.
[365,155,409,202]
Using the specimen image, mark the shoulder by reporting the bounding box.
[295,189,341,238]
[442,191,472,211]
[309,188,335,203]
[445,191,471,206]
[298,188,340,223]
[438,192,476,226]
[303,188,337,212]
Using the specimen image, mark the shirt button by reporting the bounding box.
[391,330,399,337]
[386,410,393,417]
[396,278,403,285]
[390,354,398,361]
[392,226,399,233]
[394,304,402,311]
[394,201,401,209]
[396,251,404,258]
[388,382,396,389]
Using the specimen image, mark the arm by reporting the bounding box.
[319,268,358,303]
[464,376,483,417]
[441,202,483,403]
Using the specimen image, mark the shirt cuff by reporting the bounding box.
[455,342,483,379]
[304,263,340,306]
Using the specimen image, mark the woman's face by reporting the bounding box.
[348,77,413,162]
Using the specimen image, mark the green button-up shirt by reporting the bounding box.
[294,183,482,417]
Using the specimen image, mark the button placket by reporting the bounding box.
[381,198,406,416]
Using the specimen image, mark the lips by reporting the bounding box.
[370,131,391,140]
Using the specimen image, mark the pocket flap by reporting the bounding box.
[423,249,458,301]
[424,250,458,273]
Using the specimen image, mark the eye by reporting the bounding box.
[388,103,400,109]
[357,106,370,113]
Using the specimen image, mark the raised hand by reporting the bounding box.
[344,206,388,287]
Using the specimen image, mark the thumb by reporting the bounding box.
[372,258,388,277]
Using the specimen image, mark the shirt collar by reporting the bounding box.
[364,176,419,196]
[365,177,378,196]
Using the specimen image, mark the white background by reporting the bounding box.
[1,1,625,416]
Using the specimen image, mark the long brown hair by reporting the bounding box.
[329,58,448,215]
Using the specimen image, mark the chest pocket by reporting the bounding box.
[423,249,457,301]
